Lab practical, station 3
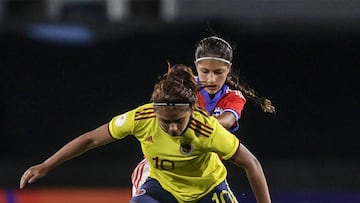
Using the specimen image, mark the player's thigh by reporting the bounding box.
[129,194,160,203]
[130,178,177,203]
[131,159,150,197]
[198,179,238,203]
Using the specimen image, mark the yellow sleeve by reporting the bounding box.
[210,118,240,160]
[108,110,136,140]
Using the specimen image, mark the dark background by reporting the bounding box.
[1,0,359,195]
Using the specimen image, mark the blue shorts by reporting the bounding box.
[129,178,238,203]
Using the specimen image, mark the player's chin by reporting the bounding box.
[169,132,182,137]
[205,87,219,94]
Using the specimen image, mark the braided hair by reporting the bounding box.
[195,36,275,114]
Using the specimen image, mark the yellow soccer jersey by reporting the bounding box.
[109,103,240,203]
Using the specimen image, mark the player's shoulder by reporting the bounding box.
[194,106,210,117]
[133,103,156,121]
[190,108,220,137]
[224,87,246,100]
[111,103,154,122]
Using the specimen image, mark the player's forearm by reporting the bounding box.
[41,133,97,171]
[42,123,113,171]
[230,144,271,203]
[245,161,271,203]
[215,112,236,129]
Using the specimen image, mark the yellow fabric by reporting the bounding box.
[109,103,239,202]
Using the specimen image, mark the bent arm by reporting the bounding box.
[230,144,271,203]
[41,123,114,170]
[20,123,115,188]
[215,111,236,129]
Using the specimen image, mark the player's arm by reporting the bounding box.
[230,144,271,203]
[19,123,115,189]
[215,111,237,129]
[216,93,245,129]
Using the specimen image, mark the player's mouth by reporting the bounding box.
[205,85,217,91]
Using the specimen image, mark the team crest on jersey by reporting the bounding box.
[145,136,153,143]
[115,113,127,127]
[213,107,224,117]
[180,142,193,155]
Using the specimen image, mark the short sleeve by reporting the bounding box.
[108,111,135,140]
[210,119,240,160]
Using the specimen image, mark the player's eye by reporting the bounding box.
[162,120,171,124]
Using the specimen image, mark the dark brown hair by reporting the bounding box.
[195,36,275,113]
[151,64,197,107]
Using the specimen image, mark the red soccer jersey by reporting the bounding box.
[196,84,246,132]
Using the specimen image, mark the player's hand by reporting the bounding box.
[19,163,49,189]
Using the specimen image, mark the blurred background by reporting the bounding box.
[1,0,359,202]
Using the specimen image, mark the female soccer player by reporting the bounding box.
[20,64,271,203]
[131,36,275,197]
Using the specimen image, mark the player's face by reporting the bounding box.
[155,106,192,137]
[195,59,230,95]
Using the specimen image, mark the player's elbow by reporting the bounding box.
[230,144,262,171]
